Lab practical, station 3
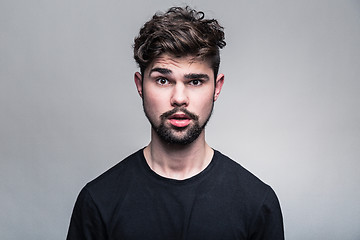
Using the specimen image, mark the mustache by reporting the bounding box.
[160,107,199,121]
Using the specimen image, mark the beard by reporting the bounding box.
[143,104,214,145]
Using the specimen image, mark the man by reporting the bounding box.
[67,6,284,240]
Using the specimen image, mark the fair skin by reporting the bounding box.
[134,54,224,180]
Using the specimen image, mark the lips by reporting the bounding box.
[168,113,191,128]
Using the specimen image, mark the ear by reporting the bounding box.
[214,73,224,101]
[134,72,143,98]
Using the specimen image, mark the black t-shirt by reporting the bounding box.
[67,149,284,240]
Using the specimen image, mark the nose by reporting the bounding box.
[170,83,189,107]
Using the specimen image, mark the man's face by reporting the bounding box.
[135,54,224,145]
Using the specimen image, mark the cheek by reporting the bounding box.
[143,92,168,115]
[192,91,214,116]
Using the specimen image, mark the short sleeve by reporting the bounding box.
[66,187,108,240]
[249,187,284,240]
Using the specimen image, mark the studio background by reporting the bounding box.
[1,0,359,239]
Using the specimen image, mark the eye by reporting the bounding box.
[189,79,203,86]
[156,77,169,85]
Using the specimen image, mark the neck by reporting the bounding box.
[143,130,214,180]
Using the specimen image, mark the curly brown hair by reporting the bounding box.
[133,6,226,78]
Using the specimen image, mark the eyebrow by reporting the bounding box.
[149,68,172,76]
[149,68,210,80]
[184,73,210,80]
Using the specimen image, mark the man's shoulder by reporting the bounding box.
[84,149,143,193]
[213,149,272,195]
[214,150,259,178]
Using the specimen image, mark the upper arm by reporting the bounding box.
[249,187,284,240]
[66,187,108,240]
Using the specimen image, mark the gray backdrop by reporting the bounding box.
[1,0,359,239]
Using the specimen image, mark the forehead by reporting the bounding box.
[145,54,213,76]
